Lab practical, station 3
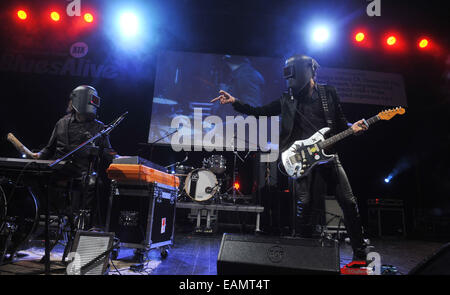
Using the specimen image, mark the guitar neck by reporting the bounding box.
[320,115,380,149]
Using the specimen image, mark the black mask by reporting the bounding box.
[283,55,319,95]
[70,85,101,120]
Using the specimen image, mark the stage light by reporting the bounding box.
[418,38,429,49]
[355,32,365,42]
[386,35,397,46]
[312,26,330,43]
[119,12,139,37]
[384,175,393,183]
[84,13,94,23]
[17,10,27,20]
[233,182,240,190]
[50,11,60,22]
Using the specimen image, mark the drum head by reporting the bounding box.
[184,169,218,202]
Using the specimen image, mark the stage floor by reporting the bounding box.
[0,228,445,275]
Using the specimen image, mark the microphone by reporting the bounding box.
[107,111,128,129]
[114,111,128,125]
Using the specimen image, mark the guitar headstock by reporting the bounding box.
[378,107,405,121]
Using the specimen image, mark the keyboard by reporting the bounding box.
[0,157,66,172]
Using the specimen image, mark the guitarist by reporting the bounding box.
[211,55,371,262]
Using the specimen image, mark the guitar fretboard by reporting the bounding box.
[319,115,380,149]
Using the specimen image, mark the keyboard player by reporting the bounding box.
[31,85,117,230]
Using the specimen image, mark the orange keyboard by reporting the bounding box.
[106,164,179,188]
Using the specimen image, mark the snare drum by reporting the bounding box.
[184,169,218,202]
[203,155,226,174]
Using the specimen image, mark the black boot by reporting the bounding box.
[352,243,375,262]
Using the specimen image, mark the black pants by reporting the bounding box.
[292,155,365,252]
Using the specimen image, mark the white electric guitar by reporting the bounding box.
[281,107,405,179]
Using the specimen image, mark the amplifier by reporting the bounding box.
[367,198,406,237]
[367,198,403,207]
[217,234,340,275]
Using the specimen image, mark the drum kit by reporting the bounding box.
[175,154,236,203]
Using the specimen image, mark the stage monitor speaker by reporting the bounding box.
[217,234,340,275]
[408,242,450,275]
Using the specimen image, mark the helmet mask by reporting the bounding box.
[70,85,100,120]
[283,55,319,95]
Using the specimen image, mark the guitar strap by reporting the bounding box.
[317,84,333,129]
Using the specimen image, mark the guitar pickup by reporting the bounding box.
[289,154,297,163]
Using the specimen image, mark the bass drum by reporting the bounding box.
[184,169,218,202]
[0,182,39,258]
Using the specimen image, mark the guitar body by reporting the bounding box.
[280,107,405,179]
[281,127,335,179]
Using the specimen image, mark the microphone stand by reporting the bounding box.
[138,128,180,162]
[40,112,128,275]
[48,111,128,168]
[165,152,188,169]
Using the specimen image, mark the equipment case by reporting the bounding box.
[106,181,177,261]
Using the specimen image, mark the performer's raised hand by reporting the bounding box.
[210,90,236,104]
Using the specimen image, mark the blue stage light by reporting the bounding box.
[119,11,139,38]
[384,175,393,183]
[312,26,330,43]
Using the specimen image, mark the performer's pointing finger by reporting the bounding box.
[210,96,221,103]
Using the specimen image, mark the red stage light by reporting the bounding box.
[50,11,60,22]
[17,10,27,20]
[233,182,240,190]
[418,38,429,49]
[355,32,365,42]
[386,35,397,46]
[84,13,94,23]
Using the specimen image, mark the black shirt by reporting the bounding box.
[40,113,113,172]
[289,85,328,144]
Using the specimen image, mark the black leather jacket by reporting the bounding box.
[232,84,350,152]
